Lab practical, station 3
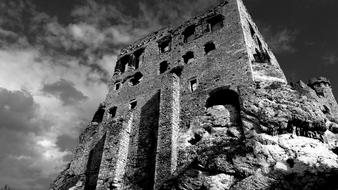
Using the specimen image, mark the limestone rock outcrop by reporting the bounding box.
[161,81,338,190]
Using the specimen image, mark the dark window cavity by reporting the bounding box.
[206,89,240,108]
[119,54,132,73]
[129,100,137,109]
[133,48,145,69]
[92,104,106,123]
[129,72,143,86]
[183,25,196,43]
[170,65,184,77]
[323,105,330,114]
[183,51,194,64]
[159,61,169,74]
[207,14,224,32]
[158,37,171,53]
[248,21,255,37]
[206,88,241,126]
[204,41,216,55]
[189,78,198,92]
[109,106,117,118]
[115,82,121,91]
[253,48,271,63]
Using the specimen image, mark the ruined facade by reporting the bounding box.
[51,0,338,190]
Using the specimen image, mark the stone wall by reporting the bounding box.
[49,0,301,189]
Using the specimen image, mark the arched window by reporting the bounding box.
[206,88,241,126]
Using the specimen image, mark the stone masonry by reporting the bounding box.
[50,0,338,189]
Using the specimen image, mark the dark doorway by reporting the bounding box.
[206,88,240,108]
[206,88,241,126]
[84,134,106,190]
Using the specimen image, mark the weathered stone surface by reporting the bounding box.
[160,84,338,190]
[50,0,338,189]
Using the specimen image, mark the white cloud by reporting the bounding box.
[69,23,105,47]
[0,47,108,188]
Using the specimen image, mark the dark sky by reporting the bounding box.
[0,0,337,189]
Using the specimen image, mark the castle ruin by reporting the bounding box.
[51,0,338,189]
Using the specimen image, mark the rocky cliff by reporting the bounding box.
[160,79,338,190]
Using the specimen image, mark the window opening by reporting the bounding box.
[159,61,169,74]
[134,48,145,69]
[189,78,198,92]
[129,100,137,109]
[204,41,216,55]
[92,104,106,124]
[183,25,196,43]
[109,106,117,118]
[119,55,131,73]
[129,72,143,86]
[323,105,330,114]
[205,89,241,126]
[248,21,255,37]
[207,14,224,32]
[183,51,194,64]
[115,82,121,91]
[158,37,171,53]
[253,48,271,63]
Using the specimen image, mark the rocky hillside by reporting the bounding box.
[160,81,338,190]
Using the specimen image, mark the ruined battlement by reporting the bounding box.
[308,76,331,87]
[119,1,229,57]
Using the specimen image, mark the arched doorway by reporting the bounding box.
[206,88,241,126]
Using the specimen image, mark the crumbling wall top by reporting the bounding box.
[308,77,331,87]
[119,1,229,57]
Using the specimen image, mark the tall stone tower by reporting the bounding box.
[51,0,291,189]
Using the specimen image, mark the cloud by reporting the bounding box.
[0,47,107,190]
[0,88,70,190]
[42,79,88,106]
[261,27,298,54]
[322,53,338,66]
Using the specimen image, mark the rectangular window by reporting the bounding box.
[207,15,224,32]
[189,78,198,92]
[183,25,196,43]
[158,37,171,53]
[159,61,169,74]
[109,107,117,118]
[134,48,145,69]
